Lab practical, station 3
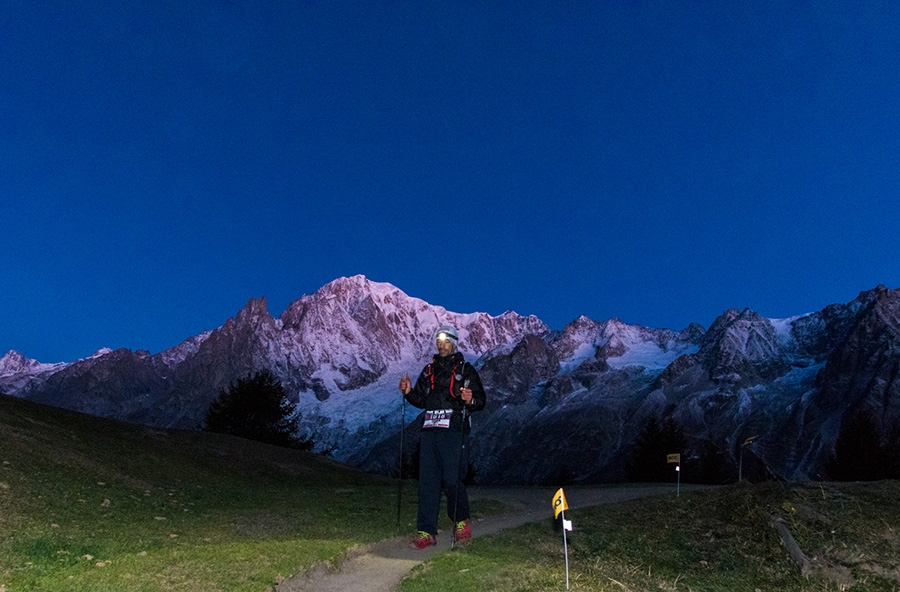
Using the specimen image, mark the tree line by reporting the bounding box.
[626,410,900,484]
[204,369,899,484]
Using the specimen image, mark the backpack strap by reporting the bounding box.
[424,362,434,392]
[425,357,468,397]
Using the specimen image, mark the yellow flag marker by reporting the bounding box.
[553,487,573,589]
[552,487,569,519]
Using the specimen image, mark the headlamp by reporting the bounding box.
[433,324,458,343]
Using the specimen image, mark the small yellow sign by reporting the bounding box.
[667,453,681,464]
[552,488,569,519]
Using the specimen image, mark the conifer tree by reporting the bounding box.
[827,410,884,481]
[628,414,687,482]
[690,438,731,485]
[627,415,663,482]
[205,369,312,450]
[883,422,900,479]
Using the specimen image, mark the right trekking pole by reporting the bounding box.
[451,408,467,550]
[451,379,470,550]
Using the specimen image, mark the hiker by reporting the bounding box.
[399,324,486,549]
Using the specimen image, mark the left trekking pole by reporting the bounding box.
[397,375,408,534]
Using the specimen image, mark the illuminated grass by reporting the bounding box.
[0,394,418,591]
[399,482,900,591]
[7,394,898,591]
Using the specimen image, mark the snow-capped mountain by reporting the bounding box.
[0,276,546,450]
[3,277,899,485]
[0,350,68,393]
[0,349,63,376]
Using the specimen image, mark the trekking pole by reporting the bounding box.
[451,380,470,550]
[397,375,408,534]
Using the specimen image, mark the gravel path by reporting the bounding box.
[276,484,694,592]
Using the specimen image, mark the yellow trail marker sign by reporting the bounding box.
[552,488,569,519]
[552,487,573,589]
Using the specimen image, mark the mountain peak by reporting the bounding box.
[242,296,268,314]
[277,276,544,380]
[0,350,30,376]
[0,349,68,379]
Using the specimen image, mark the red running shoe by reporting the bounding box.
[455,519,471,542]
[409,531,437,550]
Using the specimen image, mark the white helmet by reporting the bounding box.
[434,324,459,344]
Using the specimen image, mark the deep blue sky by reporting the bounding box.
[3,2,900,363]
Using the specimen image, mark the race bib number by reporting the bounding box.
[423,409,453,429]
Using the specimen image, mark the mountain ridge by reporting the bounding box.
[3,277,899,484]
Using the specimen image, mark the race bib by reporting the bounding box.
[423,409,453,429]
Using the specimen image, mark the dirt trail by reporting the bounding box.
[276,484,695,592]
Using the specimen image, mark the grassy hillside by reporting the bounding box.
[0,393,417,591]
[5,393,900,592]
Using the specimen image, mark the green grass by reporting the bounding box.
[398,481,900,591]
[0,394,422,591]
[6,393,900,592]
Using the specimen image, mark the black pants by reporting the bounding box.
[417,427,469,535]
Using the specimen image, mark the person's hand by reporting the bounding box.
[460,387,473,404]
[399,374,411,394]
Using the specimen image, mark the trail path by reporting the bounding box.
[277,484,698,592]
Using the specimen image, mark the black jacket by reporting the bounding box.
[404,351,486,430]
